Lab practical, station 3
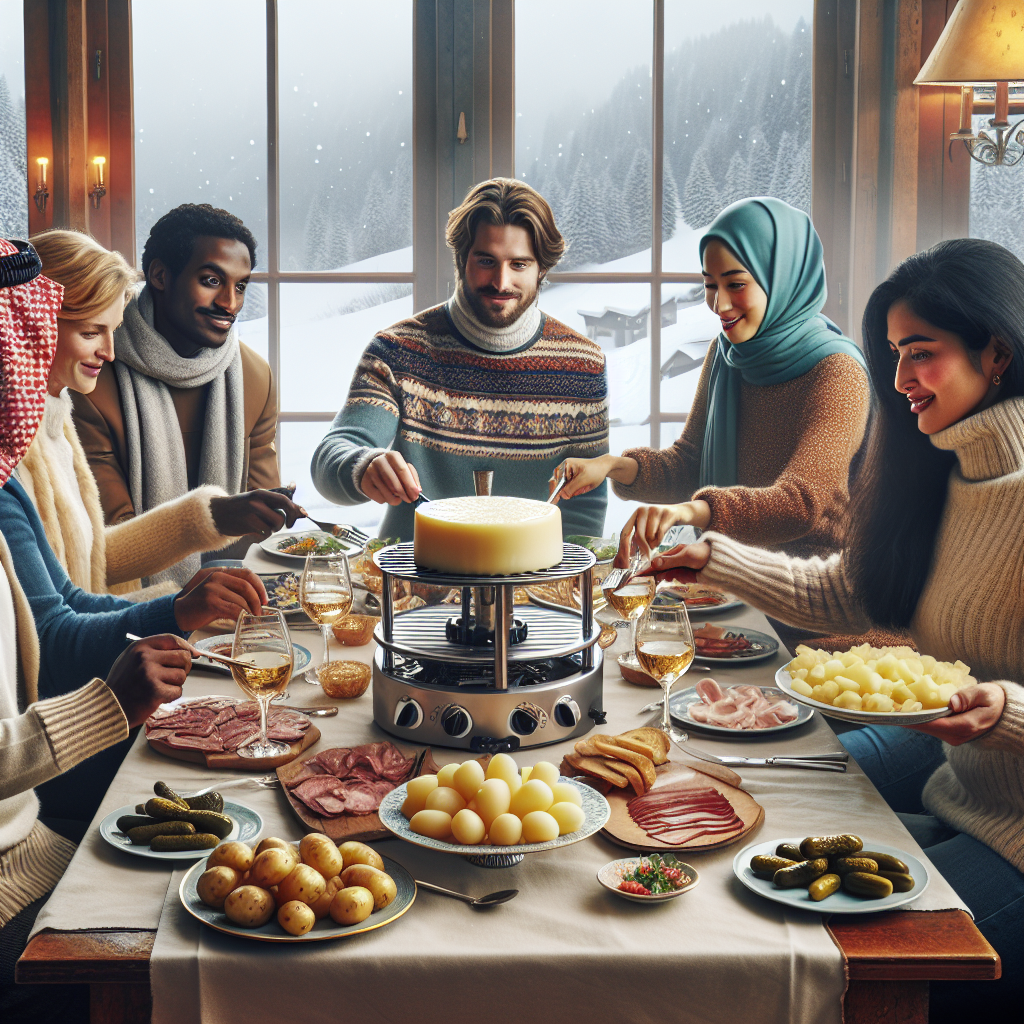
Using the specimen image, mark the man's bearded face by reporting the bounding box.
[461,222,541,329]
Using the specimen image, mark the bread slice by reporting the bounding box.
[563,751,630,789]
[592,738,656,790]
[616,727,671,765]
[606,757,646,797]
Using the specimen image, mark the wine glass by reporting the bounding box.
[603,572,657,670]
[299,552,354,684]
[636,601,695,731]
[231,608,294,758]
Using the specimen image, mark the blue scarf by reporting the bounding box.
[697,197,866,488]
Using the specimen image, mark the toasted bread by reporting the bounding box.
[606,757,646,797]
[616,727,671,765]
[592,738,656,790]
[563,751,630,789]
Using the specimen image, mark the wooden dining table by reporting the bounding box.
[17,551,1000,1023]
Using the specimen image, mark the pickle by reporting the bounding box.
[127,820,196,845]
[145,797,191,820]
[751,855,797,880]
[135,803,147,814]
[116,814,157,833]
[799,834,863,859]
[860,851,909,874]
[150,832,220,852]
[878,870,916,893]
[143,799,233,838]
[773,858,829,889]
[808,873,841,902]
[184,792,224,813]
[832,856,879,876]
[775,843,803,861]
[154,781,189,808]
[842,871,894,899]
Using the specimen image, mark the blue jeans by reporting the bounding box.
[841,727,1024,1023]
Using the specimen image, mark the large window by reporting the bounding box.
[0,0,27,238]
[968,97,1024,264]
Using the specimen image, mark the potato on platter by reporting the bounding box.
[329,885,374,925]
[224,885,275,928]
[197,866,241,910]
[308,876,343,921]
[401,775,438,817]
[340,864,398,910]
[254,836,293,857]
[251,847,298,888]
[338,840,385,872]
[207,841,253,874]
[298,832,332,862]
[409,809,453,841]
[302,836,343,879]
[451,808,486,845]
[277,900,316,936]
[277,863,327,906]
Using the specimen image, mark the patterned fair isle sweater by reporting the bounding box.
[697,396,1024,872]
[311,287,609,540]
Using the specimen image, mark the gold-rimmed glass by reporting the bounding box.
[299,552,354,684]
[231,608,294,758]
[636,601,695,731]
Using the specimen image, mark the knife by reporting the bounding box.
[713,755,847,772]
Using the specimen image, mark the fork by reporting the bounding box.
[665,727,847,771]
[300,516,371,548]
[180,774,280,799]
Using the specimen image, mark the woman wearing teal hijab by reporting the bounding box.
[552,197,870,559]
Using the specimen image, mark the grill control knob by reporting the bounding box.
[393,697,423,730]
[553,697,581,728]
[440,704,473,739]
[509,702,547,736]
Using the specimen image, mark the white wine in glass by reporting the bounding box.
[299,553,354,684]
[604,574,656,670]
[231,608,294,758]
[636,603,695,731]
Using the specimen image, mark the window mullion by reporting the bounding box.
[650,0,665,449]
[266,0,282,463]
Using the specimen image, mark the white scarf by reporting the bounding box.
[447,282,542,353]
[113,286,244,586]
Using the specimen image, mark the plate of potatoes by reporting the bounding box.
[776,643,977,724]
[179,835,415,942]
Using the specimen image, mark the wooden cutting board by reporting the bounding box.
[147,723,319,771]
[277,746,439,843]
[601,755,763,854]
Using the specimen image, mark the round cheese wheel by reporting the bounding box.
[413,496,563,575]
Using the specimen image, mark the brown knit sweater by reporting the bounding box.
[612,340,869,556]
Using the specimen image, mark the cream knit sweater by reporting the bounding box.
[698,396,1024,872]
[17,391,238,595]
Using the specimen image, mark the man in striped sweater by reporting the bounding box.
[311,178,609,541]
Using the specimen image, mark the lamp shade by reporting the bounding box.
[915,0,1024,85]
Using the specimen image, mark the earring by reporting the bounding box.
[993,374,1002,386]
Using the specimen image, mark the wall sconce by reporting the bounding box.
[34,157,49,214]
[914,0,1024,167]
[90,156,107,208]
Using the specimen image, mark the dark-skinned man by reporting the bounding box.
[71,204,299,587]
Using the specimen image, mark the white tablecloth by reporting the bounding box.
[32,546,968,1024]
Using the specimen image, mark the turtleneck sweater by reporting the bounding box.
[311,290,610,541]
[692,396,1024,870]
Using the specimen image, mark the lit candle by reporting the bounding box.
[37,156,48,187]
[93,156,106,187]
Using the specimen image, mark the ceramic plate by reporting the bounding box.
[99,800,262,861]
[260,529,357,564]
[378,778,610,857]
[180,851,415,942]
[733,837,929,914]
[670,684,814,735]
[598,856,700,903]
[693,626,779,663]
[774,668,954,725]
[193,634,312,676]
[258,572,302,616]
[657,584,743,616]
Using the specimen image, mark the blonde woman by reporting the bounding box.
[20,230,301,595]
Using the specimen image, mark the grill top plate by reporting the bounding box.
[374,542,596,586]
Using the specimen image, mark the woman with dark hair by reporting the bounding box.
[551,197,869,559]
[649,236,1024,1021]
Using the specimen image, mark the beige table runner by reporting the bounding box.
[32,558,967,1024]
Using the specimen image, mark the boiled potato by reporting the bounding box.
[529,761,560,788]
[340,864,397,910]
[451,808,486,845]
[409,809,452,840]
[550,782,582,808]
[453,759,485,801]
[277,900,315,936]
[475,778,511,829]
[425,786,467,817]
[549,801,586,835]
[488,812,522,846]
[207,841,253,874]
[402,774,438,817]
[251,847,298,888]
[521,810,559,843]
[338,841,385,872]
[308,876,343,920]
[277,864,327,906]
[330,885,374,925]
[302,837,343,879]
[299,832,333,863]
[485,752,520,788]
[436,763,459,788]
[254,836,294,857]
[224,885,275,928]
[509,779,553,818]
[196,866,240,909]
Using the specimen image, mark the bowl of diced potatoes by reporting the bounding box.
[776,644,977,724]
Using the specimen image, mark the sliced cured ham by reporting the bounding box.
[144,696,310,752]
[686,679,799,730]
[627,781,743,844]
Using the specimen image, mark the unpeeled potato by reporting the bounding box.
[254,837,293,857]
[338,841,384,872]
[308,876,343,920]
[277,900,315,936]
[277,863,327,906]
[329,885,374,925]
[251,847,298,888]
[224,885,275,928]
[196,866,240,909]
[302,838,343,879]
[207,841,253,874]
[340,864,397,910]
[299,832,332,863]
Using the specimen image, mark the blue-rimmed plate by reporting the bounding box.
[99,800,262,861]
[179,850,415,942]
[733,837,929,914]
[193,634,311,676]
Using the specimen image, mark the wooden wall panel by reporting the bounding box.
[25,0,53,236]
[106,0,134,261]
[890,0,921,267]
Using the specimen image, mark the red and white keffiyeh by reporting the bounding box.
[0,237,63,487]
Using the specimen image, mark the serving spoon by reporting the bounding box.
[415,880,519,907]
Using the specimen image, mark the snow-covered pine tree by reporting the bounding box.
[785,138,811,213]
[0,75,28,237]
[723,152,752,208]
[352,171,389,263]
[623,146,653,254]
[662,161,681,242]
[561,160,610,268]
[600,171,631,261]
[302,184,332,269]
[746,124,773,196]
[682,150,722,229]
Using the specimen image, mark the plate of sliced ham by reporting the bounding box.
[693,623,780,662]
[670,679,813,734]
